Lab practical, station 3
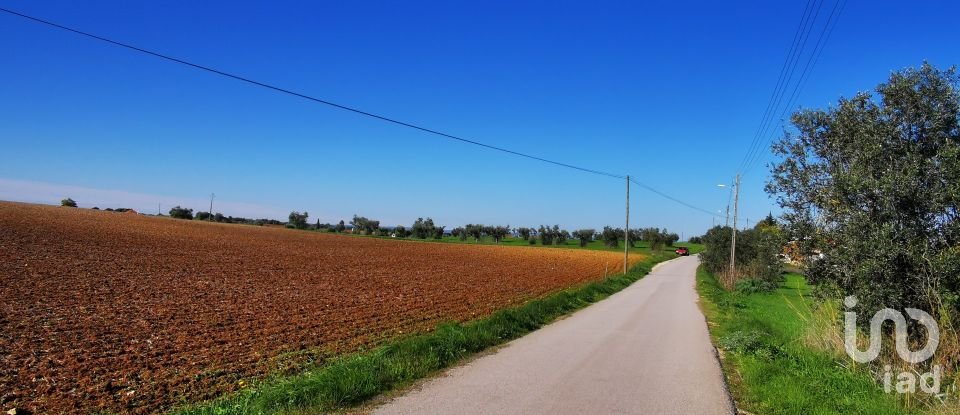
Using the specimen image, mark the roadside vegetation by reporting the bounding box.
[697,63,960,413]
[173,251,677,415]
[697,268,907,414]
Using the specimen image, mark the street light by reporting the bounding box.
[717,184,733,227]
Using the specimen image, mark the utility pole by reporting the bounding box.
[209,193,215,221]
[729,174,741,276]
[725,203,730,227]
[158,202,161,216]
[624,175,630,274]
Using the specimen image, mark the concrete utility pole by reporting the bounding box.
[624,175,630,274]
[725,203,730,227]
[729,174,740,276]
[209,193,215,220]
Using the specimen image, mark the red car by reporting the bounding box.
[675,246,690,256]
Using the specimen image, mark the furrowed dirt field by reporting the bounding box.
[0,202,642,414]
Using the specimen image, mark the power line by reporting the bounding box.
[1,7,725,219]
[741,0,847,176]
[737,0,817,174]
[738,0,824,174]
[629,178,722,218]
[0,7,624,179]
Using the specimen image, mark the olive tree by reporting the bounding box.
[573,229,595,247]
[169,206,193,220]
[766,63,960,316]
[484,225,510,244]
[411,217,436,239]
[288,211,309,229]
[600,226,622,248]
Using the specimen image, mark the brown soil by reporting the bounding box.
[0,201,640,414]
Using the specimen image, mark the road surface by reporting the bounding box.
[373,255,734,415]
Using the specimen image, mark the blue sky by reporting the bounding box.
[1,1,958,237]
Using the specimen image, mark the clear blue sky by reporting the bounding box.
[2,1,957,237]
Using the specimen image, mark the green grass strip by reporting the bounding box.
[696,267,909,415]
[173,253,676,415]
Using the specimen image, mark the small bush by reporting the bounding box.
[734,278,779,294]
[60,198,77,208]
[717,330,765,354]
[169,206,194,220]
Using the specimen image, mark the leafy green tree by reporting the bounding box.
[334,220,346,233]
[60,198,77,207]
[767,63,960,315]
[700,226,732,275]
[452,226,468,241]
[195,211,212,221]
[393,225,409,238]
[600,226,622,248]
[411,217,436,239]
[465,224,484,242]
[432,225,445,239]
[756,213,776,230]
[288,211,309,229]
[486,225,510,244]
[664,232,680,247]
[573,229,595,247]
[516,227,534,241]
[538,225,554,245]
[350,215,380,235]
[169,206,193,220]
[553,226,570,245]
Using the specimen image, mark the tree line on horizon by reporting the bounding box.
[59,201,682,250]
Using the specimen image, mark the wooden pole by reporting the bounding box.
[729,174,740,276]
[624,175,630,274]
[209,193,215,221]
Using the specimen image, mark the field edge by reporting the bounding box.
[171,252,678,415]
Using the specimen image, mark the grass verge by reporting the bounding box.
[696,267,909,414]
[173,252,677,415]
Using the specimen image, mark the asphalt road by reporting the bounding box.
[373,255,735,415]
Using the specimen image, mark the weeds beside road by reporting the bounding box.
[696,267,907,415]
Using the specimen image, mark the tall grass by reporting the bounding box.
[172,253,675,415]
[801,292,960,412]
[697,267,908,414]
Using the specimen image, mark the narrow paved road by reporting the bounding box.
[374,256,734,415]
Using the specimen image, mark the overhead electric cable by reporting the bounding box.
[737,0,817,173]
[1,7,727,218]
[741,0,847,175]
[738,0,825,174]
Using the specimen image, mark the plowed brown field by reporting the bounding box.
[0,201,642,414]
